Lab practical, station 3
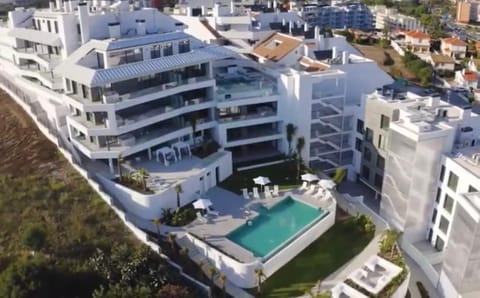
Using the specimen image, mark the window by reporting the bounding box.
[362,166,370,180]
[96,52,104,69]
[378,134,385,149]
[81,84,90,99]
[439,216,450,234]
[71,81,78,94]
[435,188,441,203]
[431,208,437,223]
[356,119,364,134]
[77,24,81,35]
[54,21,58,33]
[178,40,190,53]
[47,20,51,32]
[443,194,454,213]
[380,114,390,130]
[435,236,445,251]
[374,174,383,188]
[439,165,445,182]
[151,45,161,59]
[376,155,385,169]
[427,228,433,242]
[355,138,362,151]
[163,43,173,56]
[365,127,373,143]
[469,185,478,192]
[447,172,459,192]
[125,48,143,63]
[363,147,372,162]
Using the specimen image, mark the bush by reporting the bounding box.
[383,52,394,66]
[163,206,196,227]
[22,225,46,251]
[156,284,192,298]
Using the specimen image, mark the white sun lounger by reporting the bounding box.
[207,207,219,216]
[253,187,260,199]
[305,184,316,195]
[299,181,308,191]
[242,188,250,200]
[264,185,272,199]
[273,185,280,197]
[313,188,325,199]
[196,212,207,223]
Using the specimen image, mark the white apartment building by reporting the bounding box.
[356,84,480,297]
[370,5,424,32]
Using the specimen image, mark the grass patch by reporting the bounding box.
[260,216,374,297]
[219,161,302,194]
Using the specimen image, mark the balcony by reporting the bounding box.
[226,125,281,144]
[14,47,62,69]
[218,107,276,123]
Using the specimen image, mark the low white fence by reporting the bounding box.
[0,75,212,297]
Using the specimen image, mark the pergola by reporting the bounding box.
[172,141,191,160]
[155,146,177,166]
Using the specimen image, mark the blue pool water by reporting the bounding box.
[227,197,327,259]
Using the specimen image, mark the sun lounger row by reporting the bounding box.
[241,185,280,200]
[299,182,331,200]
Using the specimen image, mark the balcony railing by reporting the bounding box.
[227,127,279,142]
[218,109,276,123]
[216,82,277,101]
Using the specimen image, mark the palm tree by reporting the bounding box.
[167,233,177,253]
[152,217,161,241]
[208,267,218,285]
[254,267,266,296]
[380,229,399,258]
[295,137,305,181]
[285,123,297,157]
[117,153,124,182]
[174,183,183,210]
[136,168,149,191]
[219,273,227,298]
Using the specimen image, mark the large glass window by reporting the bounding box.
[439,216,450,234]
[363,147,372,162]
[443,194,454,213]
[380,114,390,130]
[377,155,385,169]
[356,119,364,134]
[365,127,373,143]
[431,208,437,223]
[355,138,362,151]
[151,45,161,59]
[439,165,445,182]
[378,134,385,149]
[435,187,441,203]
[163,43,173,56]
[362,166,370,180]
[435,236,445,251]
[178,40,190,53]
[374,174,383,188]
[447,171,459,192]
[469,185,478,192]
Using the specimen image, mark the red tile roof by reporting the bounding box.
[464,71,478,81]
[405,31,430,39]
[442,37,467,46]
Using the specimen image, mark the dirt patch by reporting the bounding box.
[0,89,64,177]
[354,44,416,80]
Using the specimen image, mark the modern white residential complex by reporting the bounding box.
[355,82,480,297]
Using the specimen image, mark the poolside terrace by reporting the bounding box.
[183,186,336,263]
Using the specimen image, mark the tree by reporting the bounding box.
[295,137,305,181]
[208,267,218,285]
[167,233,177,253]
[219,273,227,298]
[136,168,149,191]
[0,258,53,297]
[254,267,266,295]
[156,284,192,298]
[285,123,297,157]
[174,183,183,210]
[380,229,400,258]
[117,154,124,182]
[22,225,46,252]
[152,218,162,241]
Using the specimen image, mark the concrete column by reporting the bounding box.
[148,148,152,160]
[108,158,114,174]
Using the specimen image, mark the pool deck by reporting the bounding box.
[185,186,335,263]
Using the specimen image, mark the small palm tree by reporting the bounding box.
[117,153,124,182]
[152,217,161,241]
[167,233,177,253]
[209,267,218,285]
[380,229,399,258]
[286,123,297,157]
[219,273,227,298]
[254,267,266,295]
[136,168,149,191]
[174,183,183,210]
[296,136,305,181]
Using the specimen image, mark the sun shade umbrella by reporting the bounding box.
[253,176,271,192]
[301,173,319,184]
[193,198,212,210]
[319,179,336,190]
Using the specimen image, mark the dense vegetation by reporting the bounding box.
[401,52,433,86]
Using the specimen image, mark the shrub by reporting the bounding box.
[22,225,46,251]
[156,284,192,298]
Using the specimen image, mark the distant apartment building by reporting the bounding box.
[355,83,480,297]
[370,5,424,32]
[300,2,374,31]
[456,0,480,24]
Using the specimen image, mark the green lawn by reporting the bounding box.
[260,217,374,297]
[219,161,303,194]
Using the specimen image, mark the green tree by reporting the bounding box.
[167,233,177,253]
[219,273,227,298]
[295,137,306,181]
[156,284,192,298]
[254,267,266,296]
[208,267,218,285]
[380,229,400,258]
[174,183,183,210]
[285,123,297,157]
[136,168,149,191]
[22,225,46,251]
[0,258,53,298]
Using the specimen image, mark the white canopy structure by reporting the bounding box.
[301,173,319,183]
[155,146,177,166]
[193,198,212,210]
[172,141,191,160]
[253,176,271,192]
[319,179,336,190]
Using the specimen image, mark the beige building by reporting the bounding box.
[456,1,480,24]
[404,31,430,53]
[429,54,455,72]
[441,37,468,60]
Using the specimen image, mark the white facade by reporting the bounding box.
[371,5,424,32]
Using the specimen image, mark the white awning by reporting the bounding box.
[9,28,62,47]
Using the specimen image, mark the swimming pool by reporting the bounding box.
[227,197,327,259]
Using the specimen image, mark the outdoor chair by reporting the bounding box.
[305,184,316,195]
[313,188,325,199]
[273,185,280,197]
[264,185,272,199]
[253,187,260,199]
[207,207,219,216]
[242,188,250,200]
[196,212,207,223]
[299,181,308,191]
